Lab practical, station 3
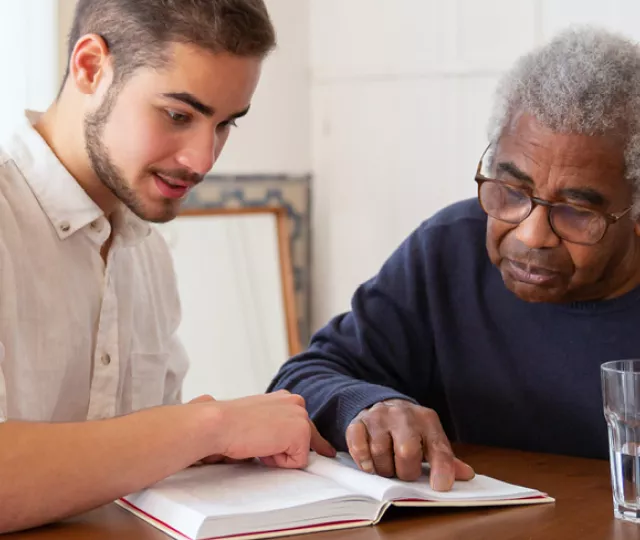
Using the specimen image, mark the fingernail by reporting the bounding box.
[359,460,374,473]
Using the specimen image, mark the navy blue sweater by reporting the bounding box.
[269,199,640,460]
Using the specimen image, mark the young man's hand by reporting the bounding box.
[191,391,335,468]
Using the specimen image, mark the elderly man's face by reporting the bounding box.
[486,113,640,303]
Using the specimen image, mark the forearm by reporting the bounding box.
[0,403,216,533]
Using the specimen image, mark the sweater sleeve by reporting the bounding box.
[268,223,437,450]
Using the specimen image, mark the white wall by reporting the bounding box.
[0,1,59,139]
[541,0,640,40]
[309,0,640,330]
[58,0,77,83]
[214,0,311,174]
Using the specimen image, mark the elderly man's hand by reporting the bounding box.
[346,399,475,490]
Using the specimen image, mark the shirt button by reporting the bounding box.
[90,220,102,231]
[60,221,71,232]
[101,354,111,366]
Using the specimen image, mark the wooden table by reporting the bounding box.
[7,445,640,540]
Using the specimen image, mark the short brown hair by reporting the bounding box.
[63,0,276,85]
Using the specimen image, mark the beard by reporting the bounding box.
[83,85,178,223]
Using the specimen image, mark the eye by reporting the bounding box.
[501,183,529,205]
[166,110,191,125]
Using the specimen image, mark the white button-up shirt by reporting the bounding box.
[0,111,189,422]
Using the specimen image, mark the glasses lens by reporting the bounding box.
[550,204,607,245]
[479,181,531,223]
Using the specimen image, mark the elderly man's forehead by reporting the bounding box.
[498,113,626,169]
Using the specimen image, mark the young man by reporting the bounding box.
[0,0,332,533]
[270,28,640,490]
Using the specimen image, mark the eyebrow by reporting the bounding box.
[497,161,608,207]
[496,161,534,183]
[161,92,251,120]
[558,187,608,207]
[162,92,214,116]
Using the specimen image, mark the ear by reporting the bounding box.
[69,34,112,95]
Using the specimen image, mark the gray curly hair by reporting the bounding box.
[487,27,640,217]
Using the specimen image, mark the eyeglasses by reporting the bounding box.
[475,144,632,246]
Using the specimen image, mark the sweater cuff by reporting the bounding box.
[318,383,417,450]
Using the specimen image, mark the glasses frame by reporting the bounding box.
[474,146,633,246]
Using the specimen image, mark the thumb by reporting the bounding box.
[310,421,336,458]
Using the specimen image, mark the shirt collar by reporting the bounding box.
[3,110,150,244]
[111,205,153,246]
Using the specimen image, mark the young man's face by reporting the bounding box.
[85,43,262,222]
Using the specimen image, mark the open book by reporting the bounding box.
[117,453,553,540]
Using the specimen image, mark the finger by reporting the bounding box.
[272,419,311,469]
[269,389,294,402]
[260,456,278,468]
[453,457,475,480]
[271,390,305,408]
[272,446,309,469]
[390,427,423,482]
[362,414,395,478]
[420,411,455,491]
[289,393,306,408]
[310,421,336,457]
[346,420,374,473]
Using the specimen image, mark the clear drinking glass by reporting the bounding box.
[602,360,640,524]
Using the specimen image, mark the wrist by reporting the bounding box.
[186,402,227,459]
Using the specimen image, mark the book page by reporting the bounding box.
[306,453,402,501]
[127,462,362,518]
[124,461,381,539]
[382,471,542,502]
[306,453,543,503]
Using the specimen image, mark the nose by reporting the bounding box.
[175,131,219,175]
[514,204,561,249]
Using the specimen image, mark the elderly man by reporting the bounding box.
[269,27,640,491]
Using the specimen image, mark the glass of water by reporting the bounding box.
[602,359,640,524]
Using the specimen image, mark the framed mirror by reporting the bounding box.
[155,207,301,401]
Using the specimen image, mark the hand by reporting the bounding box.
[188,395,245,465]
[192,392,335,469]
[346,399,474,490]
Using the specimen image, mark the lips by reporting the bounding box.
[504,259,561,286]
[153,173,193,200]
[155,173,191,188]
